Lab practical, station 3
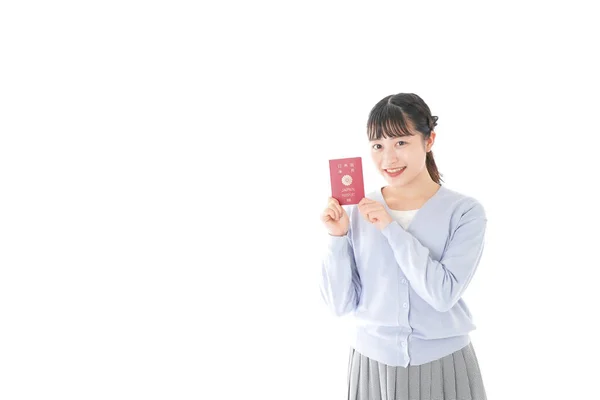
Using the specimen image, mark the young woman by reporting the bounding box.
[320,93,488,400]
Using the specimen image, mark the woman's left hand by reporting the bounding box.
[358,198,393,230]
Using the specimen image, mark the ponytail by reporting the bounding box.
[426,150,442,184]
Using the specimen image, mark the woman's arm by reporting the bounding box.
[319,233,362,316]
[380,202,487,312]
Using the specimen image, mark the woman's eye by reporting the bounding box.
[396,141,406,146]
[372,144,382,150]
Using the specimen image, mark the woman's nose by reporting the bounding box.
[383,151,399,164]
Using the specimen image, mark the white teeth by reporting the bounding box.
[386,167,405,173]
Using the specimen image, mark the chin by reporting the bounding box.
[384,174,417,188]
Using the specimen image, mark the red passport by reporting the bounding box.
[329,157,365,205]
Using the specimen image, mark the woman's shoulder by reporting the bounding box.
[438,185,486,220]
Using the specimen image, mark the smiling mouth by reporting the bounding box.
[384,167,406,177]
[385,167,405,173]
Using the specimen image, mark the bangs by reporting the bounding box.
[367,101,416,141]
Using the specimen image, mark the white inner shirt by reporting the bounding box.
[388,208,420,230]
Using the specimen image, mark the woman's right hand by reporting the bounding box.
[321,197,349,236]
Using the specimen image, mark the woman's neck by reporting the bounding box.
[382,174,441,210]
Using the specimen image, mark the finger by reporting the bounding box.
[361,204,382,214]
[322,208,336,222]
[359,198,380,208]
[357,203,367,217]
[335,204,344,220]
[366,212,379,223]
[357,202,367,212]
[329,208,339,221]
[327,204,340,220]
[360,208,374,221]
[359,204,378,219]
[327,198,340,218]
[330,198,344,218]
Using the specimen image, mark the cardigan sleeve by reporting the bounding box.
[319,226,362,316]
[380,201,487,312]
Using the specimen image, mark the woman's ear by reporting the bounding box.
[425,131,436,152]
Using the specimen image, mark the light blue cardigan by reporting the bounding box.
[319,185,487,366]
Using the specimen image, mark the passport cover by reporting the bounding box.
[329,157,365,205]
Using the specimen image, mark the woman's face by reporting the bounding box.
[369,131,435,187]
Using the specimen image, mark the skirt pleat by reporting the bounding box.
[430,358,443,400]
[347,342,487,400]
[395,365,408,400]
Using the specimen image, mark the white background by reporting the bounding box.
[1,1,600,399]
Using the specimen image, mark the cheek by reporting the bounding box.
[370,152,381,165]
[406,150,426,168]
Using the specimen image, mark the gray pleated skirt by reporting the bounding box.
[347,342,486,400]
